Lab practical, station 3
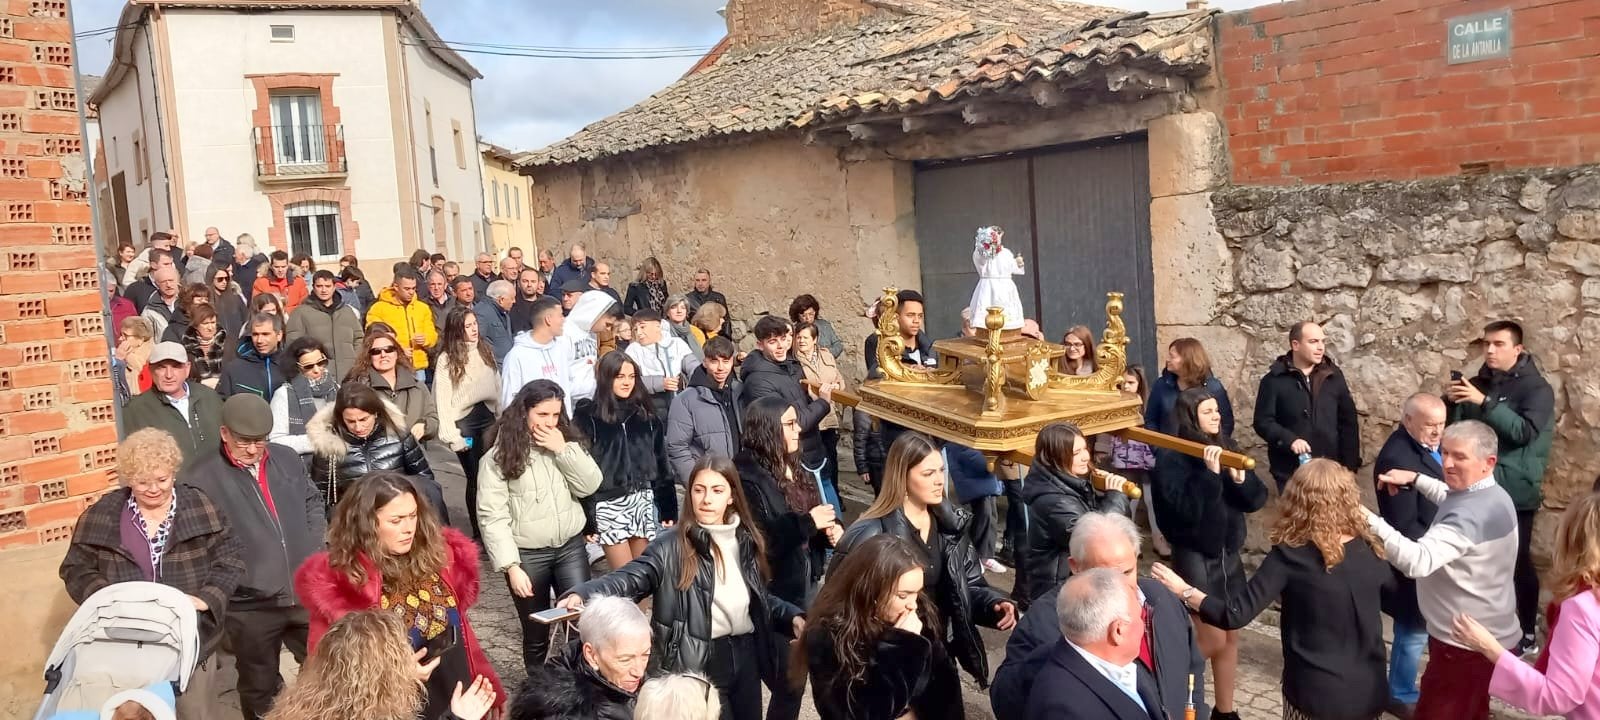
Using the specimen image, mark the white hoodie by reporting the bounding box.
[624,334,699,394]
[561,290,620,405]
[500,330,577,410]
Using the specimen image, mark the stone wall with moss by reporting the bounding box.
[1206,166,1600,559]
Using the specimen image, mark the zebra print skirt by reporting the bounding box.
[593,489,660,546]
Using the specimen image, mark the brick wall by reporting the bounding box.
[1218,0,1600,184]
[724,0,876,50]
[0,0,120,552]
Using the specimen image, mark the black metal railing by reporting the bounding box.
[252,124,347,178]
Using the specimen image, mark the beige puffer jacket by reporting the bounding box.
[476,441,603,572]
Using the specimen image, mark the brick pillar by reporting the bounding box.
[0,0,121,709]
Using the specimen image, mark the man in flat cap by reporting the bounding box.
[180,393,326,720]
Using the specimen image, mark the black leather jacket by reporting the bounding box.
[570,521,802,682]
[832,504,1009,687]
[305,402,434,506]
[1021,463,1130,599]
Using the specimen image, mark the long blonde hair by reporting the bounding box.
[861,432,941,520]
[264,611,421,720]
[1272,459,1383,569]
[1551,492,1600,600]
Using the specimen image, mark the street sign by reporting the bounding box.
[1446,10,1512,65]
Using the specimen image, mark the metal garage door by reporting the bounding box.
[912,136,1158,373]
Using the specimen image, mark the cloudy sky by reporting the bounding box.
[72,0,1277,153]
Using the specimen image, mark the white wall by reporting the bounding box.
[162,9,406,260]
[400,23,484,262]
[94,23,173,247]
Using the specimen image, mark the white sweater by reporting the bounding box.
[705,516,755,639]
[434,351,502,451]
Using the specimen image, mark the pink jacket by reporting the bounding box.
[1490,589,1600,719]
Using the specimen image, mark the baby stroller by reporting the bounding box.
[35,582,199,720]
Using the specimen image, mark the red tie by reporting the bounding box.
[1138,603,1154,670]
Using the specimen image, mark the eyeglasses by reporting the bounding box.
[369,346,398,357]
[230,436,268,448]
[298,358,329,370]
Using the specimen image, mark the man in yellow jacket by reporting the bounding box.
[365,265,437,376]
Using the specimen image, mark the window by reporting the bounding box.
[513,187,521,218]
[286,200,341,258]
[491,179,500,216]
[268,91,327,170]
[452,120,465,169]
[425,102,438,186]
[269,25,295,42]
[132,131,145,184]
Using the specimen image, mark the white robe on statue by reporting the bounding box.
[969,247,1025,330]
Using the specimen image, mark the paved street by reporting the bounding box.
[202,443,1547,720]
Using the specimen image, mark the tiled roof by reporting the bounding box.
[522,1,1214,169]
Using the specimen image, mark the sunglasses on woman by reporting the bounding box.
[298,358,329,370]
[369,346,398,357]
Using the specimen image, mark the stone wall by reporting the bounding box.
[1208,165,1600,555]
[528,136,920,382]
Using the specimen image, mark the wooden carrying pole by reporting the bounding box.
[825,384,1256,471]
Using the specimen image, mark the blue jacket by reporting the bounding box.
[217,341,285,401]
[474,300,515,364]
[1144,368,1235,436]
[945,444,1002,503]
[544,257,595,299]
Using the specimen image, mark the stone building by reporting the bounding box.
[0,0,121,710]
[523,0,1600,556]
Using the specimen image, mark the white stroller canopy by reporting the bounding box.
[34,582,199,720]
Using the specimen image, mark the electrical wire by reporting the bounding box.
[439,39,715,53]
[402,38,711,60]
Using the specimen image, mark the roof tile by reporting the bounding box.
[522,1,1214,168]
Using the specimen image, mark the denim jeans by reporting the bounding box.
[1388,616,1428,703]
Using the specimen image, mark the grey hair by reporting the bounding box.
[578,595,650,653]
[1443,420,1498,461]
[426,269,446,283]
[235,233,256,251]
[486,279,515,301]
[1056,567,1135,645]
[1402,392,1445,419]
[665,294,690,311]
[633,673,721,720]
[570,241,587,252]
[1069,512,1142,565]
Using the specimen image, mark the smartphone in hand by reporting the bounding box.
[529,606,582,625]
[419,624,460,664]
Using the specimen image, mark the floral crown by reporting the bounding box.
[975,226,1004,258]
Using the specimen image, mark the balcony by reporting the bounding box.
[252,124,348,182]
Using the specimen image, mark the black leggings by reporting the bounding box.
[508,534,591,675]
[1515,509,1540,637]
[707,634,763,720]
[454,403,494,539]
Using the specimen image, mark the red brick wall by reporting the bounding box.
[1219,0,1600,184]
[0,0,120,551]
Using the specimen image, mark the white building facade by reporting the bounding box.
[90,0,487,266]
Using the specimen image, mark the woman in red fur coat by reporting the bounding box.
[296,472,504,719]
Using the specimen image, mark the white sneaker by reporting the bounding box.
[982,559,1009,574]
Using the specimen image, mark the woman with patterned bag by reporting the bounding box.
[295,472,504,720]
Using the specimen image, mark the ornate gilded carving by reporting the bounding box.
[1046,291,1129,393]
[876,287,963,385]
[981,307,1007,414]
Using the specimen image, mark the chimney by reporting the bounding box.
[724,0,876,51]
[1185,0,1208,8]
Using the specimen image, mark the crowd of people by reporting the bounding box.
[68,229,1590,720]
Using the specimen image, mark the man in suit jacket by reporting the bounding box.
[1375,392,1447,718]
[994,512,1206,720]
[1027,568,1162,720]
